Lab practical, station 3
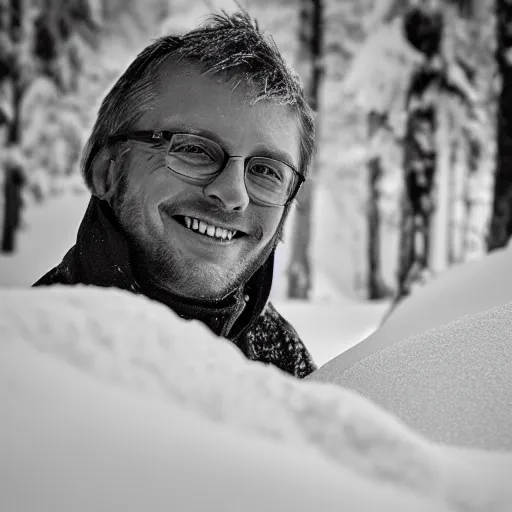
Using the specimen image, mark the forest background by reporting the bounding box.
[0,0,507,305]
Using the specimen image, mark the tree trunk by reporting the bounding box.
[488,0,512,250]
[1,0,24,254]
[287,179,314,299]
[396,76,436,300]
[429,3,459,273]
[429,93,451,273]
[7,0,22,145]
[462,4,496,261]
[367,111,391,300]
[397,192,414,298]
[1,163,25,252]
[287,0,323,299]
[464,136,495,260]
[448,134,467,265]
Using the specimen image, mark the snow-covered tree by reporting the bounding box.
[488,0,512,250]
[0,0,101,252]
[287,0,325,300]
[344,0,492,301]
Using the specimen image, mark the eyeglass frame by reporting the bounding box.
[107,130,305,207]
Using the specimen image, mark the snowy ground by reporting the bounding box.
[0,192,90,287]
[0,192,389,367]
[309,240,512,449]
[3,286,512,512]
[311,299,512,449]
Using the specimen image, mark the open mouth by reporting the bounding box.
[173,215,244,242]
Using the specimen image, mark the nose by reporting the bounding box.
[203,157,250,211]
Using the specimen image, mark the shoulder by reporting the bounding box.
[32,247,77,287]
[242,302,317,379]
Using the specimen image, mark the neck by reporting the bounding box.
[137,278,247,340]
[137,277,239,308]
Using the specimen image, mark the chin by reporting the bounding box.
[188,273,238,299]
[131,236,249,299]
[162,262,238,299]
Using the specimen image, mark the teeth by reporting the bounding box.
[183,216,237,241]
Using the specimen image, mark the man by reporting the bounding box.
[34,10,317,378]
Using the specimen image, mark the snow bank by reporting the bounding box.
[312,240,512,381]
[309,299,512,450]
[2,287,512,511]
[327,241,512,375]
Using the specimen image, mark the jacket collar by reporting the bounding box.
[70,196,275,343]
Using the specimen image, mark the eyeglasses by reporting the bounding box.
[107,130,304,206]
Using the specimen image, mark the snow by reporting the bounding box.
[2,285,512,511]
[309,276,512,448]
[311,239,512,375]
[370,240,512,342]
[0,192,90,287]
[2,327,358,512]
[273,298,389,367]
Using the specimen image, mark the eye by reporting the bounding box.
[250,163,283,182]
[172,144,211,157]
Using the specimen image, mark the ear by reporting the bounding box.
[90,146,116,201]
[91,145,130,203]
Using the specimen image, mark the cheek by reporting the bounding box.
[259,207,284,244]
[125,157,177,205]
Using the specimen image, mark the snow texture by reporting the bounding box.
[2,286,512,511]
[340,240,512,366]
[310,242,512,448]
[310,300,512,449]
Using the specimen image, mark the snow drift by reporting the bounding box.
[309,300,512,449]
[320,240,512,378]
[1,286,512,512]
[309,243,512,449]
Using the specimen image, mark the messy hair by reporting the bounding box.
[81,10,316,192]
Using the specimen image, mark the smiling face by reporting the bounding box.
[112,60,301,299]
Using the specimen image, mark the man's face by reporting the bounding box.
[113,60,301,299]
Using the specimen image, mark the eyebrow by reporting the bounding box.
[160,120,298,171]
[253,146,298,171]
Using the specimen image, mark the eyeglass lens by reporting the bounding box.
[165,134,296,206]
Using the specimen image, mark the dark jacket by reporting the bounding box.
[33,196,316,378]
